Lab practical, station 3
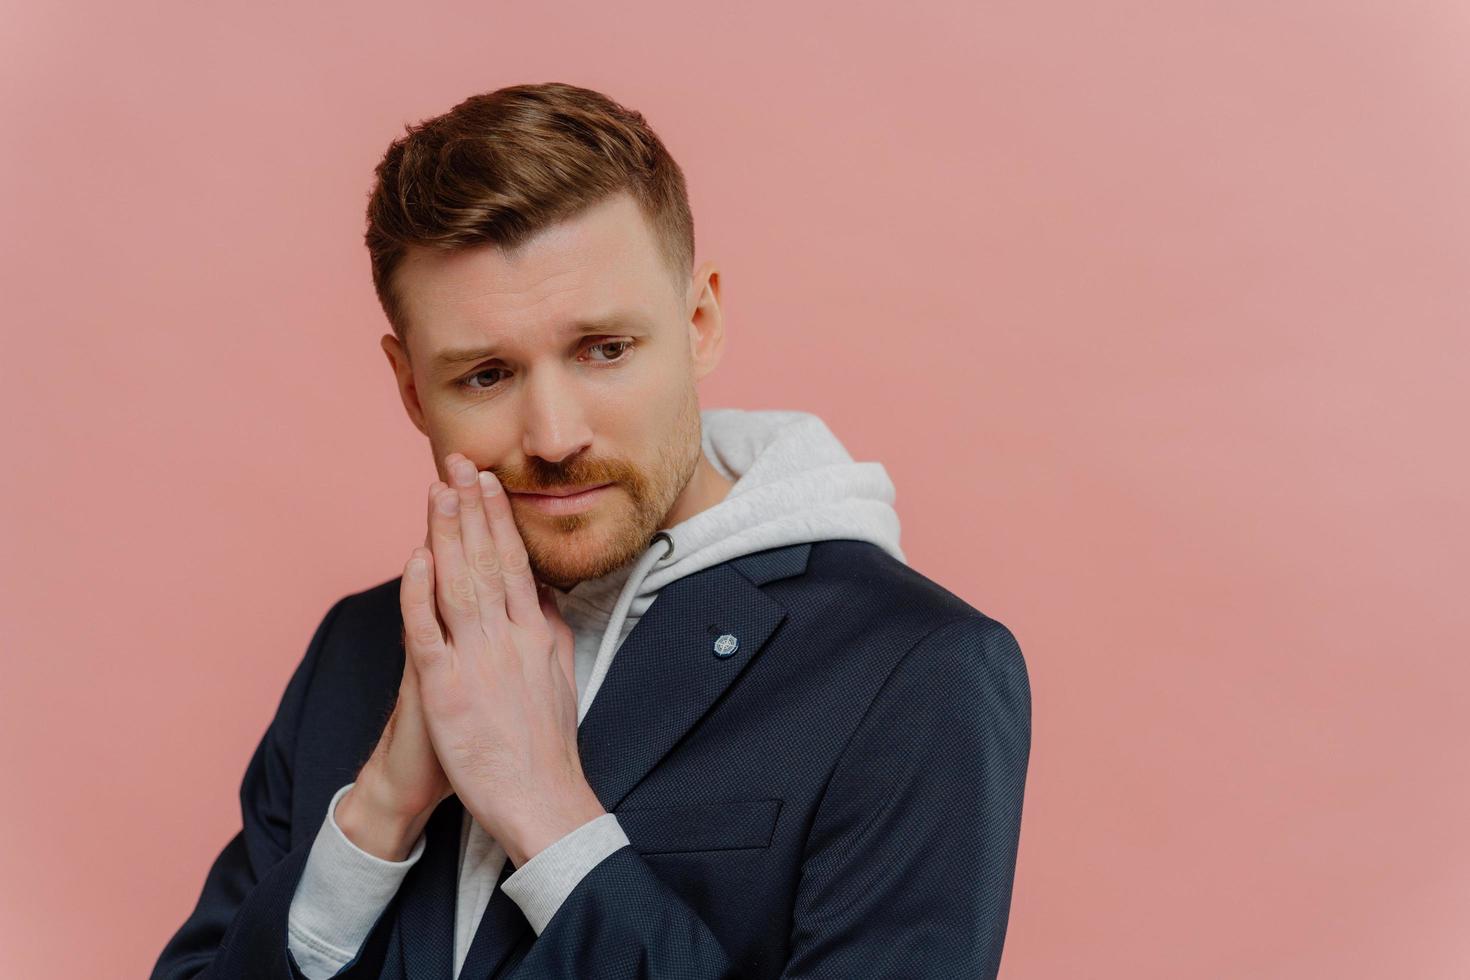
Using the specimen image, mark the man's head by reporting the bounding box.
[370,83,730,591]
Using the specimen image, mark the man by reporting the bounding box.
[151,82,1031,980]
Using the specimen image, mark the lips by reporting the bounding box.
[507,482,615,516]
[511,482,610,498]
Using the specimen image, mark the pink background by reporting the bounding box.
[3,2,1467,977]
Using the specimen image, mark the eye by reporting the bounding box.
[455,338,638,394]
[587,338,636,362]
[460,367,510,392]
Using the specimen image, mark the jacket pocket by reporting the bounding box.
[614,798,783,855]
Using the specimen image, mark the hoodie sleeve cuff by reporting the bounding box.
[287,781,427,979]
[499,813,630,935]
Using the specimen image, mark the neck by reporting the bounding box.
[661,454,734,529]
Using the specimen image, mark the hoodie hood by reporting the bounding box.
[569,407,905,722]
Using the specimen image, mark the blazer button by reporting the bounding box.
[712,633,739,658]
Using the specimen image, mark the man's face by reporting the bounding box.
[381,191,726,591]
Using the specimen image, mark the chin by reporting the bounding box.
[524,520,614,579]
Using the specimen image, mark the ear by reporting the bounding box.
[686,261,724,383]
[381,333,429,436]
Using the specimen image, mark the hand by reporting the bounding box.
[402,452,604,868]
[335,494,461,861]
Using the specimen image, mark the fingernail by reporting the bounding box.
[450,457,477,488]
[407,558,427,579]
[478,470,500,496]
[436,490,458,515]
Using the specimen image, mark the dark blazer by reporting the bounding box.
[151,538,1032,980]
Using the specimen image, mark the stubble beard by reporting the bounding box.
[519,390,702,591]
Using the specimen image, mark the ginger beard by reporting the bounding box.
[500,380,703,592]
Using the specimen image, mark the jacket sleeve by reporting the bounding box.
[149,595,400,980]
[500,614,1033,980]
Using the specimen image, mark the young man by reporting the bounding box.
[151,82,1032,980]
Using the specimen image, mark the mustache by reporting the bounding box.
[495,459,621,494]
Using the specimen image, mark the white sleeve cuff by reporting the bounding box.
[287,781,427,979]
[498,813,630,935]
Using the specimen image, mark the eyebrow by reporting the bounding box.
[430,313,648,373]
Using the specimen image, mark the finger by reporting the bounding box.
[428,479,478,644]
[401,547,448,673]
[425,479,447,549]
[395,621,431,728]
[479,469,541,628]
[399,615,426,688]
[446,454,509,628]
[423,483,450,636]
[400,633,422,690]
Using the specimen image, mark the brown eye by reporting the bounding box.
[461,367,509,391]
[587,339,635,362]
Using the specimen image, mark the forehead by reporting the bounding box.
[395,192,677,357]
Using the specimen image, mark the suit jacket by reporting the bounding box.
[150,538,1032,979]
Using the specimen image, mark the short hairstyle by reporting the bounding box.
[364,82,696,345]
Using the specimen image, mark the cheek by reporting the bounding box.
[424,411,519,466]
[630,347,696,416]
[607,380,690,456]
[593,355,677,424]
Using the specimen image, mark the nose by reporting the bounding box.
[519,365,593,464]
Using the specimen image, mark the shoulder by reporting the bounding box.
[803,539,1022,646]
[333,574,407,634]
[293,575,407,699]
[807,539,991,613]
[766,539,1029,705]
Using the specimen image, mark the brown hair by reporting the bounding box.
[364,82,696,345]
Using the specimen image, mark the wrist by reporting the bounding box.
[337,777,432,862]
[501,784,608,868]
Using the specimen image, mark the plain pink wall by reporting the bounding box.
[3,1,1467,977]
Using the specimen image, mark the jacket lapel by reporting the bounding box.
[575,542,810,812]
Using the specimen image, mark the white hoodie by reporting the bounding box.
[287,407,906,979]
